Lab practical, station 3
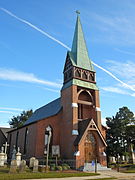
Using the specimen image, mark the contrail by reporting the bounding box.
[0,7,71,50]
[92,61,135,91]
[1,7,135,92]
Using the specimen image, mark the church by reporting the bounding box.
[8,13,107,168]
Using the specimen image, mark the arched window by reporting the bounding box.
[75,69,81,78]
[44,126,53,155]
[78,91,93,102]
[82,71,87,79]
[24,128,28,154]
[78,90,93,119]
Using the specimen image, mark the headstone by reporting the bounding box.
[29,157,36,168]
[109,156,116,163]
[16,147,22,167]
[19,160,26,173]
[4,154,7,164]
[0,147,5,166]
[9,160,17,173]
[121,155,125,161]
[11,145,16,160]
[33,159,39,173]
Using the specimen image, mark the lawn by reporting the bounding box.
[0,167,100,180]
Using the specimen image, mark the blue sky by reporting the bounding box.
[0,0,135,127]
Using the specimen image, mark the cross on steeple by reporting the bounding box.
[76,10,80,15]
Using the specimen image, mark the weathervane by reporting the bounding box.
[76,10,80,15]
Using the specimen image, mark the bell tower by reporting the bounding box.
[60,12,105,163]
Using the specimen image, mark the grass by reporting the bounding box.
[119,164,135,173]
[0,167,100,180]
[86,178,117,180]
[123,169,135,173]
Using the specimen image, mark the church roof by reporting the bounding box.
[0,127,12,138]
[70,14,95,71]
[24,98,62,126]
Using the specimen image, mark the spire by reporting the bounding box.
[71,11,94,71]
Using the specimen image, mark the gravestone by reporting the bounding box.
[29,157,36,168]
[0,147,5,166]
[109,156,116,163]
[16,147,22,167]
[9,160,17,173]
[33,159,39,173]
[19,160,26,173]
[3,142,9,164]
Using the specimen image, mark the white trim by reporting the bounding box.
[74,151,80,156]
[95,107,101,111]
[72,130,79,135]
[72,103,78,108]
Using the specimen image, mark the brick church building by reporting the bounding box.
[8,13,107,168]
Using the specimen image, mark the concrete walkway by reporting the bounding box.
[26,170,135,180]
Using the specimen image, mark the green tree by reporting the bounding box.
[9,109,33,128]
[106,107,135,159]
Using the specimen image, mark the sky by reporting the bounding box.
[0,0,135,127]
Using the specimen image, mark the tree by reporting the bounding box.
[106,106,135,159]
[9,109,33,128]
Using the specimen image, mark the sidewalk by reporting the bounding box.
[26,170,135,180]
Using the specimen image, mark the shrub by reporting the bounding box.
[62,166,68,170]
[56,166,63,171]
[62,164,70,170]
[50,164,56,171]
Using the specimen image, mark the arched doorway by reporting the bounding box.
[84,131,97,162]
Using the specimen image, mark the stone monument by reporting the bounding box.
[9,160,17,173]
[16,147,22,167]
[11,145,16,160]
[33,159,39,173]
[0,147,5,167]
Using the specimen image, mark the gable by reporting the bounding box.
[74,119,107,146]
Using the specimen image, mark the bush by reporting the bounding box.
[62,164,70,170]
[56,166,63,171]
[62,166,68,170]
[50,164,56,171]
[50,166,56,171]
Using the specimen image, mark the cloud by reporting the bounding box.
[101,117,107,126]
[107,60,135,80]
[91,13,135,45]
[0,110,18,114]
[0,107,23,111]
[101,86,135,97]
[0,7,71,50]
[114,48,135,56]
[92,61,135,91]
[0,68,61,88]
[1,7,135,93]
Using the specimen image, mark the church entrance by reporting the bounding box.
[84,131,97,162]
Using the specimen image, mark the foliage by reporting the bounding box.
[62,163,70,170]
[106,106,135,158]
[56,165,63,171]
[9,109,33,128]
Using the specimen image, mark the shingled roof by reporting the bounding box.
[24,98,62,126]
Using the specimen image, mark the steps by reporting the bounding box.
[83,163,111,172]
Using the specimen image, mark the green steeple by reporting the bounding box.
[70,13,94,71]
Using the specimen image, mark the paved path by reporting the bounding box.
[26,170,135,180]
